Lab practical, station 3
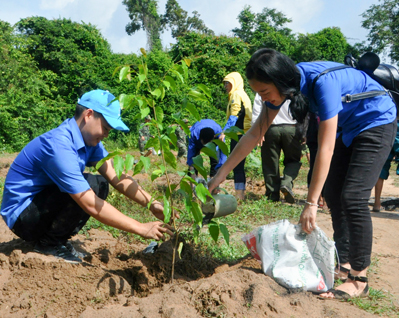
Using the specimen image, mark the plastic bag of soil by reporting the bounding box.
[242,219,335,293]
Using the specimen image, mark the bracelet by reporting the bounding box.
[305,201,319,207]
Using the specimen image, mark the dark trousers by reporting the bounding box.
[261,125,302,201]
[230,135,246,189]
[12,174,109,245]
[324,122,396,271]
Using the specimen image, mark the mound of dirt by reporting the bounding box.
[1,154,399,317]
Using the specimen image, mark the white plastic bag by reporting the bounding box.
[242,219,335,293]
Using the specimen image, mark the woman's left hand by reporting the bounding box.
[299,204,317,234]
[150,201,180,221]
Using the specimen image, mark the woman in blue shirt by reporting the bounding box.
[208,48,397,299]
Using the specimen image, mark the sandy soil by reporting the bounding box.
[0,155,399,317]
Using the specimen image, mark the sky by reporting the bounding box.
[0,0,379,55]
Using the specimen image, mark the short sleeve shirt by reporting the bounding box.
[1,118,108,228]
[265,61,397,146]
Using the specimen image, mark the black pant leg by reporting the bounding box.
[12,174,109,245]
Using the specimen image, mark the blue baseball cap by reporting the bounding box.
[78,89,129,132]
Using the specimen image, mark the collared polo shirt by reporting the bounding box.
[1,118,108,228]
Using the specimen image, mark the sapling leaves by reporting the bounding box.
[95,150,123,170]
[208,221,220,243]
[192,155,207,180]
[212,139,229,156]
[201,142,218,160]
[124,154,134,172]
[163,197,171,224]
[219,223,230,245]
[114,155,125,179]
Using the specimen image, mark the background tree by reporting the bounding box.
[291,27,352,63]
[162,0,214,38]
[0,20,69,151]
[16,17,115,103]
[232,6,296,55]
[123,0,162,51]
[361,0,399,63]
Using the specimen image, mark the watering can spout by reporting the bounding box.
[201,188,238,218]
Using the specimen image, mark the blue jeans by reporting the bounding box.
[324,121,396,271]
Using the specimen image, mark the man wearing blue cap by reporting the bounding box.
[1,89,173,264]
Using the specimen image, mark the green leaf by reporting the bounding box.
[177,242,184,259]
[168,130,177,147]
[163,197,171,224]
[133,160,144,176]
[146,137,159,151]
[194,183,213,204]
[125,154,134,172]
[185,101,201,122]
[140,156,151,172]
[188,88,208,102]
[192,155,207,180]
[165,76,176,92]
[191,201,203,226]
[180,60,189,79]
[201,143,218,160]
[171,69,184,83]
[163,80,170,90]
[140,107,151,119]
[160,86,165,100]
[182,175,197,185]
[179,180,192,198]
[177,120,190,136]
[138,74,146,83]
[219,223,230,245]
[119,66,130,82]
[155,106,164,124]
[212,139,229,156]
[119,94,136,110]
[224,126,244,142]
[151,88,161,99]
[95,150,124,170]
[114,155,124,179]
[151,169,163,181]
[164,148,177,169]
[196,84,212,99]
[208,222,220,243]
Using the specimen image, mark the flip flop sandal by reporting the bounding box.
[319,274,369,300]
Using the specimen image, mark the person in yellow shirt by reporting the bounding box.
[220,72,252,200]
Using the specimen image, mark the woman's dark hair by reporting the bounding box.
[199,127,215,144]
[246,48,308,123]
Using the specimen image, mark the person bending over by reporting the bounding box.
[1,90,173,264]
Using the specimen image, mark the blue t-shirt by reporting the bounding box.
[266,61,397,146]
[1,118,108,229]
[187,119,226,168]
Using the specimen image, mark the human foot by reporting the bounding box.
[319,274,369,300]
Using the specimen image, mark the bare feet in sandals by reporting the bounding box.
[320,268,369,300]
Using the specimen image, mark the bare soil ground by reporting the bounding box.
[0,155,399,317]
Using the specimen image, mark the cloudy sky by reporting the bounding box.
[0,0,378,55]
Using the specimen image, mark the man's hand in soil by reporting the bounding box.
[140,221,174,240]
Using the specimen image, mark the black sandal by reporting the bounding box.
[322,273,369,300]
[334,265,350,281]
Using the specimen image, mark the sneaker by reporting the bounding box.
[64,241,88,259]
[280,185,296,204]
[34,242,82,264]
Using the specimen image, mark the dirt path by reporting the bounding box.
[0,156,399,317]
